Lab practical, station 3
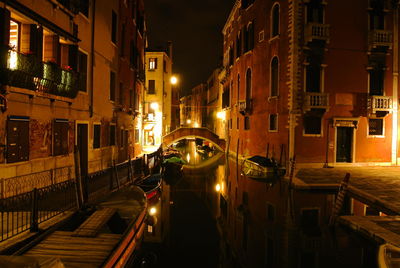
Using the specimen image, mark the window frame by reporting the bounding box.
[53,119,69,156]
[303,113,323,137]
[111,10,117,44]
[270,56,279,97]
[149,57,157,70]
[268,114,278,132]
[367,117,385,137]
[271,3,280,39]
[93,123,101,149]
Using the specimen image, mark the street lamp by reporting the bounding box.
[170,75,178,85]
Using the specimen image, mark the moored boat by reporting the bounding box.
[135,173,162,203]
[242,155,286,181]
[1,185,149,268]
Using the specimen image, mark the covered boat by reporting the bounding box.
[135,173,162,203]
[5,185,148,268]
[242,155,286,181]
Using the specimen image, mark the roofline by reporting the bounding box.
[222,0,241,35]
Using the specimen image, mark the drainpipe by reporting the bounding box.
[89,0,96,118]
[392,3,399,165]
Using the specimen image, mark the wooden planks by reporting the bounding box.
[72,208,117,237]
[24,231,122,267]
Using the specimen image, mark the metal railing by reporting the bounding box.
[0,149,163,242]
[0,46,80,99]
[0,166,72,199]
[0,179,76,241]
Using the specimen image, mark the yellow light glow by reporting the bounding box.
[187,119,191,124]
[216,111,226,120]
[186,153,191,163]
[149,207,157,215]
[150,102,159,110]
[170,76,178,85]
[215,184,221,192]
[194,122,199,128]
[8,50,17,70]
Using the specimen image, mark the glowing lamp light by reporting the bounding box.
[150,102,159,110]
[216,111,226,120]
[194,122,199,128]
[187,119,192,124]
[170,76,178,85]
[149,207,157,216]
[186,153,191,163]
[215,184,221,192]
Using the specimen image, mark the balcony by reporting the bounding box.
[238,99,252,115]
[304,23,330,43]
[368,95,392,114]
[369,30,393,49]
[303,92,329,111]
[0,47,79,99]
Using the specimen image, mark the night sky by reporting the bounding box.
[145,0,234,95]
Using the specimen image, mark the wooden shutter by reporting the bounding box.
[68,45,78,70]
[0,7,10,46]
[7,118,29,163]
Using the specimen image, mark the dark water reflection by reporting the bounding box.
[139,140,376,268]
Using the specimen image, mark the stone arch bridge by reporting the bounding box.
[162,127,226,151]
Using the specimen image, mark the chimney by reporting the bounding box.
[167,41,173,62]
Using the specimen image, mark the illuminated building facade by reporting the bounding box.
[144,47,173,152]
[221,0,399,167]
[0,0,146,190]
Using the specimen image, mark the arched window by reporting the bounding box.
[245,68,252,102]
[271,4,280,37]
[270,57,279,96]
[245,22,254,52]
[236,31,241,58]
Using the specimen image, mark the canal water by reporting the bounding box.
[136,140,377,268]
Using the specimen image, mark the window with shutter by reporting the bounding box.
[53,120,69,156]
[7,117,29,163]
[93,124,101,149]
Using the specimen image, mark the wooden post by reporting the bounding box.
[73,145,83,209]
[113,160,120,190]
[128,155,133,182]
[329,173,350,226]
[30,188,39,232]
[288,155,296,189]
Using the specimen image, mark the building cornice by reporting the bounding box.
[222,0,241,35]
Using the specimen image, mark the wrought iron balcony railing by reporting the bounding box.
[0,47,79,99]
[304,23,330,43]
[368,95,392,113]
[303,92,329,111]
[368,30,393,49]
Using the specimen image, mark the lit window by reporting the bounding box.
[149,58,157,70]
[9,20,19,50]
[368,118,383,136]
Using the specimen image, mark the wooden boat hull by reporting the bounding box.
[242,158,286,181]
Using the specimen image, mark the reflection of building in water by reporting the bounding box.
[212,159,377,267]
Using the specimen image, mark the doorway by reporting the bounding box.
[336,127,353,163]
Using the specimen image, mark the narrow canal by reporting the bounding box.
[136,139,378,268]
